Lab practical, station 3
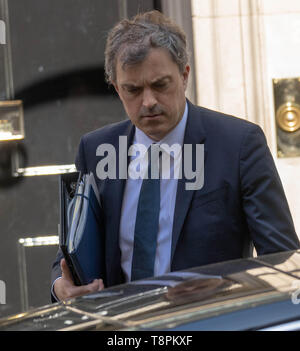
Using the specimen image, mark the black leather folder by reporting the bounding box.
[59,172,106,286]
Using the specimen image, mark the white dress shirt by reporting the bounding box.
[119,102,188,281]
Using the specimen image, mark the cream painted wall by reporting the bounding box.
[191,0,300,236]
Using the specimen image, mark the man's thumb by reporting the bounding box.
[60,258,74,282]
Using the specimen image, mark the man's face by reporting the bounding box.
[113,48,190,141]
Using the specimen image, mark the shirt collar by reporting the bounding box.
[134,101,188,157]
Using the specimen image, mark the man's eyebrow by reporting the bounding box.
[121,83,140,89]
[121,76,172,89]
[151,75,171,84]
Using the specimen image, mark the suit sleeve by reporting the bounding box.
[239,124,300,255]
[50,248,64,302]
[75,136,88,173]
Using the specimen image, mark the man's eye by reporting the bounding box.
[154,82,167,90]
[126,87,140,94]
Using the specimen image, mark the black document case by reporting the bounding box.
[59,171,106,286]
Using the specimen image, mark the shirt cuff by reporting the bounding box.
[51,276,62,302]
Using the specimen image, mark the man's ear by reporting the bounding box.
[112,82,120,96]
[182,65,190,91]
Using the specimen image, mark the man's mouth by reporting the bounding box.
[142,113,162,118]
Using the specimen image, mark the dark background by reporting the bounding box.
[0,0,161,317]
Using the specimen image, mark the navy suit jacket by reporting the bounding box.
[51,100,299,290]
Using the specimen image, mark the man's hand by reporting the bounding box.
[54,258,104,301]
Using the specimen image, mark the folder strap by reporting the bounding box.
[73,193,89,201]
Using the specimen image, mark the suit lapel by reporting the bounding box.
[171,101,207,263]
[104,122,135,285]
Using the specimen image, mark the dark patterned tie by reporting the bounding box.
[131,144,160,281]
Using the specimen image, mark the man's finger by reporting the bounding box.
[69,279,101,298]
[60,258,74,283]
[98,279,105,290]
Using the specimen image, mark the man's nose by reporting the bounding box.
[142,88,157,110]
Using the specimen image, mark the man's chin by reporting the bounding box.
[136,118,172,140]
[141,127,169,142]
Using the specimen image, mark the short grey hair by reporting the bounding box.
[104,10,188,84]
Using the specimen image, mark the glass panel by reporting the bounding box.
[0,100,24,140]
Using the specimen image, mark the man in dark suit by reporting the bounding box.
[51,11,299,301]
